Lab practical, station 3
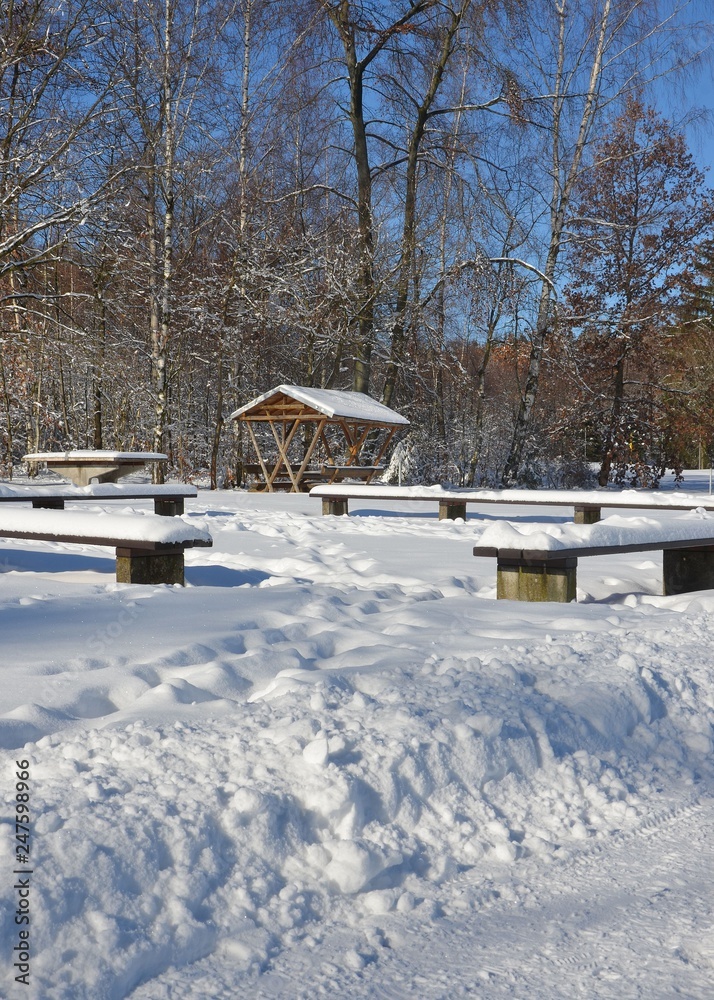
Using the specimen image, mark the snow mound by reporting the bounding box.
[5,628,714,998]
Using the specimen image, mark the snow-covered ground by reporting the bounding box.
[2,472,714,999]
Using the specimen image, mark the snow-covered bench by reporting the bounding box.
[0,508,212,585]
[472,515,714,602]
[310,484,714,522]
[0,482,197,516]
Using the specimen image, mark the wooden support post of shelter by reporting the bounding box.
[230,385,410,492]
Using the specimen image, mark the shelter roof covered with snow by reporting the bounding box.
[229,384,410,425]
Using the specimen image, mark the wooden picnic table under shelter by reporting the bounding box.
[230,384,410,492]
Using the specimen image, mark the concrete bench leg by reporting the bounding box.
[439,501,467,520]
[154,498,184,516]
[663,547,714,596]
[574,505,601,524]
[116,546,185,585]
[497,557,577,602]
[322,499,349,516]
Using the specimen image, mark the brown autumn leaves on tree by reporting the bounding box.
[562,97,714,487]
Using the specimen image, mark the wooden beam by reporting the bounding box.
[267,418,302,491]
[294,417,327,488]
[347,423,372,464]
[242,395,317,421]
[338,420,370,464]
[245,420,273,491]
[317,423,336,464]
[371,426,396,469]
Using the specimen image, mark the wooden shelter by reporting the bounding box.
[230,384,410,492]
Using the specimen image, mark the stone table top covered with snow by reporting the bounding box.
[23,449,168,486]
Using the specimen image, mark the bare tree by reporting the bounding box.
[319,0,441,395]
[0,0,112,285]
[0,0,118,468]
[380,0,476,409]
[101,0,234,479]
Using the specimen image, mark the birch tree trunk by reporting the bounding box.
[105,0,224,481]
[211,0,253,490]
[151,2,176,481]
[501,0,612,485]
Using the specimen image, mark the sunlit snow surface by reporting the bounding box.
[1,475,714,999]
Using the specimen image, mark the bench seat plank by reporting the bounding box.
[474,537,714,561]
[310,484,714,508]
[473,514,714,553]
[0,509,211,585]
[0,507,210,545]
[473,515,714,602]
[311,484,714,522]
[0,483,197,515]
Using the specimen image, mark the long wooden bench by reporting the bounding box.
[472,517,714,602]
[310,484,714,522]
[0,508,212,585]
[0,483,197,516]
